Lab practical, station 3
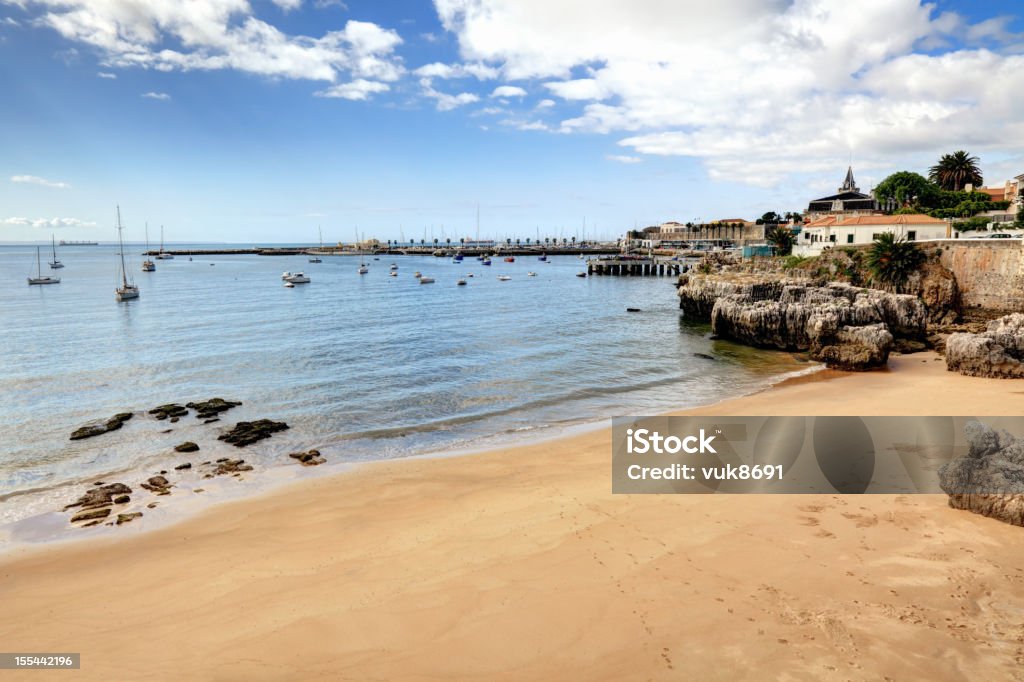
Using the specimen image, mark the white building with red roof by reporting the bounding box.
[793,214,951,256]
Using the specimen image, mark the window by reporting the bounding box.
[829,234,836,242]
[846,234,854,244]
[872,233,882,240]
[907,230,916,241]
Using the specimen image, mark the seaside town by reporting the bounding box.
[7,1,1024,680]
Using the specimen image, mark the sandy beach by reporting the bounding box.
[3,351,1024,681]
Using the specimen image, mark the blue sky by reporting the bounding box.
[1,0,1022,243]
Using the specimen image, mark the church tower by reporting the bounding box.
[839,166,859,193]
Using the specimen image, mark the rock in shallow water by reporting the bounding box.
[71,507,111,523]
[217,419,289,447]
[186,398,242,420]
[174,441,199,453]
[149,403,189,420]
[69,412,133,441]
[288,449,326,466]
[64,483,132,510]
[116,512,143,525]
[939,421,1024,526]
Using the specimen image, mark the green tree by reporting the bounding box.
[929,151,983,191]
[765,225,794,256]
[874,171,939,206]
[865,233,925,292]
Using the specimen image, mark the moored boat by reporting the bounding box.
[114,207,139,301]
[48,235,64,269]
[284,272,310,284]
[27,246,61,285]
[419,276,435,284]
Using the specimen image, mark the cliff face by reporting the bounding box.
[678,275,922,370]
[946,313,1024,378]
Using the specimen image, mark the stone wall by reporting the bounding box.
[939,242,1024,313]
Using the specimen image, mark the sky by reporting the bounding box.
[0,0,1022,243]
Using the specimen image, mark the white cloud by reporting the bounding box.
[606,154,642,164]
[419,77,479,110]
[2,17,20,26]
[491,85,526,98]
[434,0,1024,188]
[2,216,95,228]
[272,0,302,11]
[142,91,170,100]
[414,61,498,80]
[20,2,403,84]
[97,71,116,78]
[536,98,555,108]
[11,174,70,188]
[315,78,389,100]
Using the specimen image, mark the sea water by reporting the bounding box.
[0,244,812,533]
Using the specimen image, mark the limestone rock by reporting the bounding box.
[809,323,893,372]
[116,512,143,525]
[939,421,1024,526]
[71,507,111,523]
[946,313,1024,378]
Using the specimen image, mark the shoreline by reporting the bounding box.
[4,351,1024,679]
[0,356,822,551]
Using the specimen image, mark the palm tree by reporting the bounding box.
[865,233,925,292]
[929,151,983,191]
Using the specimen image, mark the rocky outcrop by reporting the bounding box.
[116,512,143,525]
[149,404,189,420]
[186,398,242,420]
[946,314,1024,378]
[681,275,922,370]
[809,323,893,372]
[69,413,133,440]
[141,475,171,494]
[939,421,1024,526]
[289,450,326,466]
[71,507,111,524]
[218,419,289,447]
[174,441,199,453]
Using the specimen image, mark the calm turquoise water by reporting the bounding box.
[0,244,808,528]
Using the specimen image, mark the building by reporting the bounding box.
[793,214,950,256]
[805,167,890,219]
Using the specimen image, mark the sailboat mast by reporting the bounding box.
[37,246,42,276]
[52,234,56,261]
[118,206,128,288]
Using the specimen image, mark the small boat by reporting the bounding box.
[27,246,61,285]
[414,271,422,278]
[356,231,368,273]
[503,256,515,262]
[476,255,486,261]
[419,276,435,284]
[48,235,64,269]
[576,271,586,278]
[373,257,380,261]
[527,271,537,276]
[389,271,398,277]
[482,258,492,266]
[453,254,464,262]
[284,281,295,288]
[358,265,369,274]
[284,272,310,284]
[466,273,474,278]
[114,206,139,301]
[457,279,467,286]
[497,275,511,281]
[281,271,293,279]
[538,254,547,261]
[189,257,193,261]
[309,227,323,263]
[390,263,398,270]
[141,224,155,271]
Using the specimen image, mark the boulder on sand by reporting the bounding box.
[946,313,1024,378]
[174,441,200,453]
[939,421,1024,526]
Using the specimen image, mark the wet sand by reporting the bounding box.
[2,351,1023,680]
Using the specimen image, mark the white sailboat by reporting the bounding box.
[27,246,61,285]
[115,206,140,301]
[155,225,174,259]
[142,222,156,272]
[357,231,368,274]
[48,235,64,269]
[309,226,323,263]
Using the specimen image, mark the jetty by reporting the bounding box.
[586,255,682,276]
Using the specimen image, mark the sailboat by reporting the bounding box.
[48,235,64,269]
[309,226,323,263]
[357,231,368,274]
[155,225,174,259]
[142,222,156,272]
[115,206,140,301]
[27,246,61,285]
